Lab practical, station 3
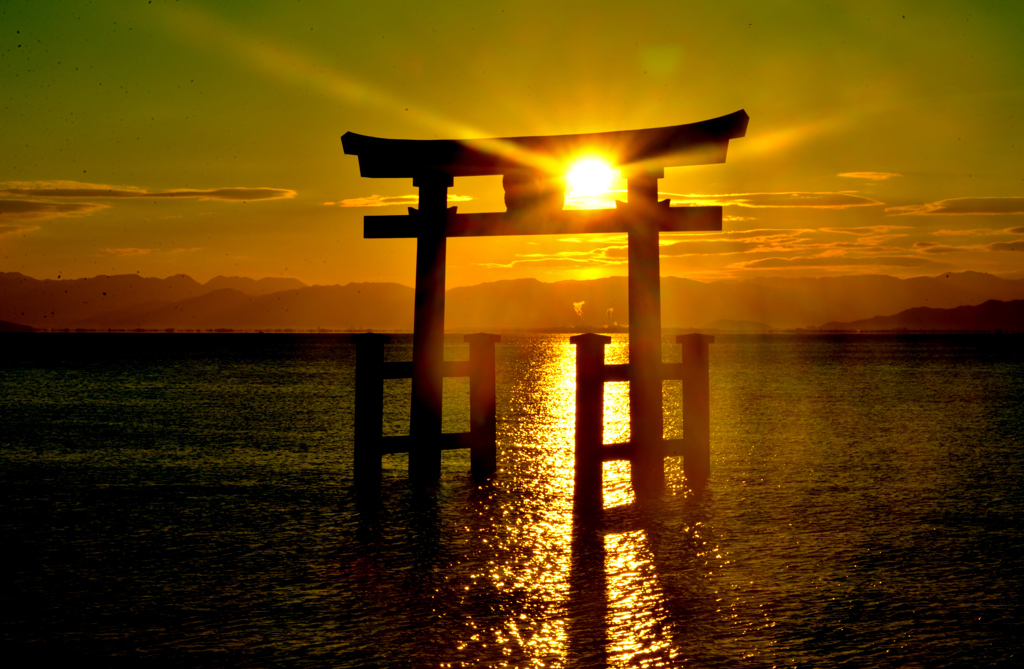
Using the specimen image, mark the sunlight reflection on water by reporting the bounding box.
[1,333,1022,667]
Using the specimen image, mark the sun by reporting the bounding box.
[567,159,616,196]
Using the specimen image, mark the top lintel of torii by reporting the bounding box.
[342,110,748,179]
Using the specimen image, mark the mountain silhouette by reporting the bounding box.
[700,319,773,333]
[0,320,35,332]
[4,271,1024,331]
[201,275,306,295]
[818,299,1024,331]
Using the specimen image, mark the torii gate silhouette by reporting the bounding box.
[343,109,748,499]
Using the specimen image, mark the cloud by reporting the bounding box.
[739,255,934,269]
[912,234,1024,253]
[0,199,109,221]
[666,191,885,209]
[662,227,913,256]
[563,194,621,210]
[556,234,627,244]
[663,228,813,241]
[887,197,1024,216]
[657,240,762,255]
[986,240,1024,252]
[335,193,472,208]
[103,248,153,256]
[479,256,625,269]
[478,247,625,269]
[1,182,296,201]
[820,225,912,235]
[0,181,296,222]
[913,242,961,254]
[549,227,918,263]
[932,228,1016,237]
[838,172,902,181]
[0,223,42,237]
[1010,227,1024,234]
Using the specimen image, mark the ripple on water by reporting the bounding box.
[1,333,1022,667]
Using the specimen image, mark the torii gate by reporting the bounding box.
[343,110,748,498]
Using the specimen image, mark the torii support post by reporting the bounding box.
[571,333,611,515]
[627,168,666,499]
[465,333,501,479]
[352,332,390,489]
[678,334,714,486]
[409,173,452,483]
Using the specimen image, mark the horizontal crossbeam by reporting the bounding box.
[598,362,686,383]
[379,433,471,455]
[365,206,722,239]
[601,437,697,462]
[380,360,471,379]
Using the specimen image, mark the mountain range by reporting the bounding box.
[3,271,1024,332]
[819,299,1024,332]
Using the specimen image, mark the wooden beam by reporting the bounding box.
[364,206,722,239]
[379,432,471,455]
[603,363,630,383]
[381,360,471,379]
[342,110,748,178]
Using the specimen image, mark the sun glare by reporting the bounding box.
[567,159,616,196]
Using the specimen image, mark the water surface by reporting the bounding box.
[2,333,1021,666]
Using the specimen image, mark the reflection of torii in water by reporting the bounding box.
[343,110,748,498]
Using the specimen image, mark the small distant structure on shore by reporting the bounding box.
[343,110,748,508]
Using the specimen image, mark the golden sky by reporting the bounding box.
[2,0,1023,286]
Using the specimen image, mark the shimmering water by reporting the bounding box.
[2,333,1022,667]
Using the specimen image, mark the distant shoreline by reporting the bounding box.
[4,325,1023,336]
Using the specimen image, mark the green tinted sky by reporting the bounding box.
[3,0,1023,285]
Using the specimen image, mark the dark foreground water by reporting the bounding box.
[1,333,1022,667]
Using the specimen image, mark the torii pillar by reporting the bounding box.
[625,168,666,497]
[409,173,451,481]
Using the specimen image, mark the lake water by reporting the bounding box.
[1,333,1022,667]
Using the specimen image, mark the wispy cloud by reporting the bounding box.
[1,181,295,222]
[738,255,933,269]
[667,191,885,209]
[838,172,902,181]
[662,228,814,242]
[636,229,813,257]
[489,226,918,269]
[0,223,42,236]
[820,225,912,235]
[0,199,109,221]
[655,240,763,256]
[103,248,152,256]
[888,197,1024,216]
[932,227,1019,236]
[912,231,1024,253]
[332,193,473,208]
[913,242,961,254]
[1,181,296,202]
[478,247,624,269]
[986,240,1024,252]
